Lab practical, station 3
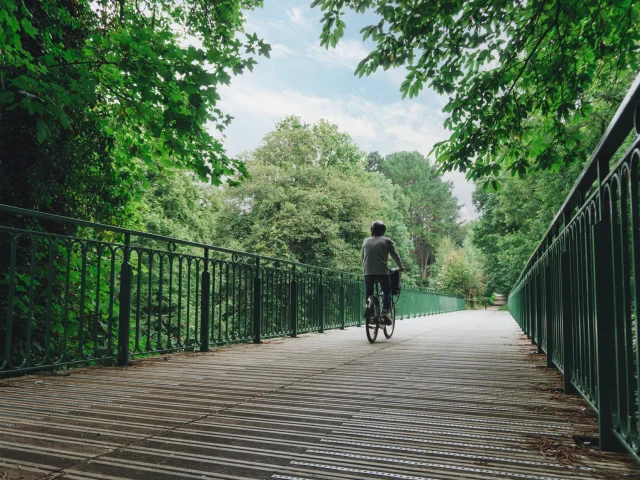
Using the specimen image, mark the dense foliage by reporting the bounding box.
[136,118,464,285]
[380,152,461,280]
[432,233,486,299]
[471,74,634,294]
[0,0,268,223]
[313,0,640,185]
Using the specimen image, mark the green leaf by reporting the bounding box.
[0,91,15,104]
[36,120,48,143]
[20,18,37,38]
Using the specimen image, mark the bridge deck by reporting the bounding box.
[1,310,639,480]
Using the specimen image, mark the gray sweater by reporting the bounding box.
[361,236,403,276]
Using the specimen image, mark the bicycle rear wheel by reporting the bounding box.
[383,301,395,339]
[366,297,379,343]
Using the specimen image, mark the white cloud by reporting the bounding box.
[285,7,307,26]
[220,78,442,154]
[217,76,478,220]
[303,40,371,70]
[271,43,297,58]
[442,170,478,221]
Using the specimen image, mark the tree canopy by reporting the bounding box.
[159,117,462,279]
[312,0,640,185]
[471,73,633,294]
[381,151,460,280]
[432,235,486,298]
[0,0,269,221]
[213,116,416,271]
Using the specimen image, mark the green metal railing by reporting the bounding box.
[396,288,464,318]
[0,204,464,377]
[509,73,640,460]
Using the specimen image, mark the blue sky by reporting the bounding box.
[218,0,477,220]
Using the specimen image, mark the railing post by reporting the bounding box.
[200,248,210,353]
[290,265,298,337]
[545,261,554,368]
[593,218,623,451]
[117,233,132,367]
[339,274,345,330]
[319,271,325,333]
[524,280,530,337]
[593,216,624,452]
[532,272,540,352]
[561,249,575,394]
[253,257,262,344]
[537,271,543,354]
[594,156,624,452]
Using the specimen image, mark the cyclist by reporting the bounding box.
[362,220,404,325]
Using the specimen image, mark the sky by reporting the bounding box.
[217,0,478,221]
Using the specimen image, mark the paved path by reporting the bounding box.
[1,310,639,480]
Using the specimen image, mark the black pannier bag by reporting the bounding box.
[390,268,402,295]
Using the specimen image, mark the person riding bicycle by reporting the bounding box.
[362,220,404,325]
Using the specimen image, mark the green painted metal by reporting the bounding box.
[509,73,640,459]
[0,204,464,377]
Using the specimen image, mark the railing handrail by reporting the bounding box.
[516,72,640,284]
[0,203,464,298]
[0,203,354,277]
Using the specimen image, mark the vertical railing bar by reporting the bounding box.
[26,235,37,368]
[194,260,200,345]
[225,262,230,342]
[78,242,88,360]
[117,233,132,367]
[134,249,141,353]
[253,257,262,344]
[545,259,553,368]
[185,258,191,349]
[167,253,174,349]
[62,240,72,362]
[200,248,210,353]
[145,254,153,352]
[594,189,625,451]
[43,238,54,364]
[177,256,183,347]
[211,261,217,344]
[218,261,223,342]
[157,254,164,350]
[4,235,17,371]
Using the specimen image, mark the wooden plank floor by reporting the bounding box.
[1,310,639,480]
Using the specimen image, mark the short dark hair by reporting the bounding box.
[371,221,386,236]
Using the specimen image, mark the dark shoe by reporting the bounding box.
[382,313,392,325]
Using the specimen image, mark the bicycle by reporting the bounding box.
[365,270,400,343]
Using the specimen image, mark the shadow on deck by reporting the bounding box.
[1,310,639,480]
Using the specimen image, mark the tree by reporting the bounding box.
[141,172,222,246]
[0,0,269,222]
[472,164,583,294]
[365,151,384,172]
[430,235,486,298]
[254,116,366,171]
[214,117,413,272]
[312,0,640,183]
[381,151,460,281]
[366,172,418,278]
[472,74,634,294]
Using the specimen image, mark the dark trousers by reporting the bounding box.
[365,274,392,311]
